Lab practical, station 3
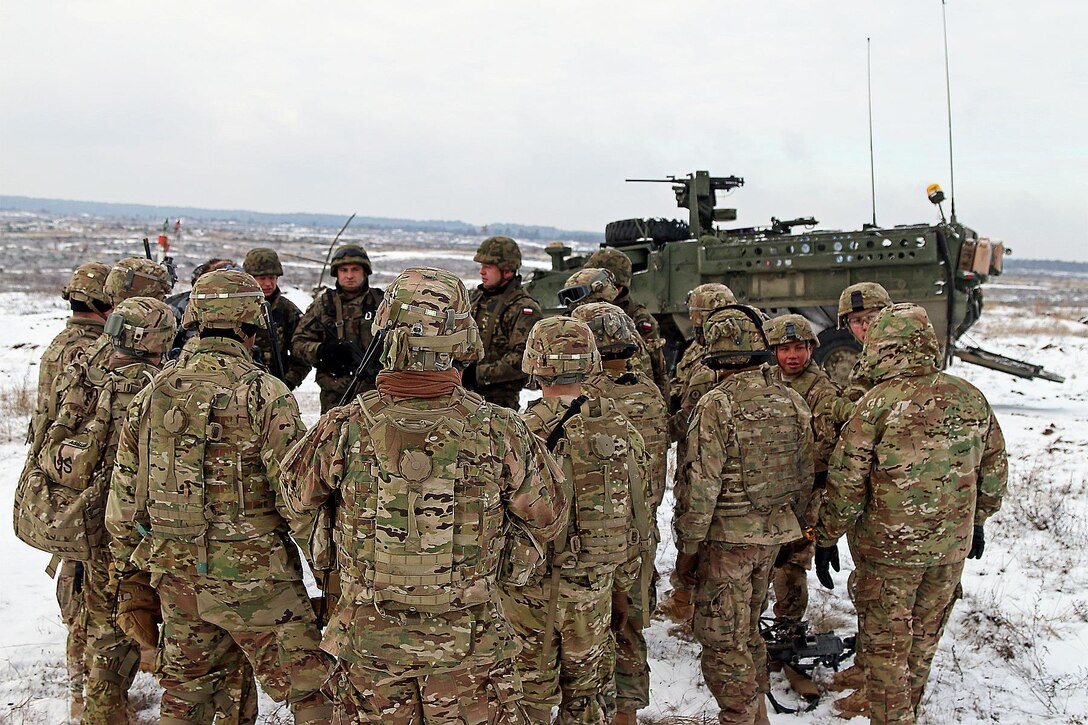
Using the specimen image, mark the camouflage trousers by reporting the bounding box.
[692,541,778,725]
[56,558,87,698]
[771,538,814,622]
[610,562,658,714]
[156,573,333,724]
[501,575,614,724]
[330,658,529,724]
[854,558,964,725]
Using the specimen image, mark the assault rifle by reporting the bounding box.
[261,301,286,381]
[760,617,856,714]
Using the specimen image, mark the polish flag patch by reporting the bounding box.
[522,307,537,315]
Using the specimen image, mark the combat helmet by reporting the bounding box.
[584,247,632,289]
[703,304,773,370]
[105,257,174,306]
[522,316,601,385]
[329,244,373,277]
[182,269,267,335]
[558,268,619,308]
[686,283,738,331]
[373,266,482,372]
[837,282,892,328]
[104,297,177,359]
[62,262,112,314]
[473,236,522,272]
[571,302,640,360]
[243,248,283,277]
[764,314,820,348]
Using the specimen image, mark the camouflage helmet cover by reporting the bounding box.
[584,247,633,288]
[182,269,267,332]
[329,244,373,277]
[837,282,892,327]
[703,304,772,368]
[373,266,482,371]
[243,248,283,277]
[104,296,177,358]
[764,313,820,348]
[861,303,940,382]
[522,315,602,383]
[105,257,174,306]
[558,267,619,308]
[571,302,640,359]
[686,282,738,329]
[473,236,522,273]
[62,262,112,311]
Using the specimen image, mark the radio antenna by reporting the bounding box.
[941,0,957,223]
[867,37,878,228]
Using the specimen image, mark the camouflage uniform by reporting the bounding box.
[815,304,1007,725]
[293,245,384,412]
[466,236,542,409]
[244,248,312,389]
[279,267,567,724]
[828,282,892,424]
[105,271,333,724]
[572,302,667,718]
[764,314,843,622]
[584,248,669,398]
[166,259,240,353]
[668,284,737,421]
[674,306,814,725]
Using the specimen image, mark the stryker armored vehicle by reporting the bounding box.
[526,170,1062,384]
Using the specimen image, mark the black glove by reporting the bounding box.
[317,341,360,376]
[967,525,985,559]
[814,544,840,589]
[461,363,477,389]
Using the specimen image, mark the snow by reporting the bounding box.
[1,281,1086,723]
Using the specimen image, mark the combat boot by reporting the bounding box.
[613,711,637,725]
[833,689,869,720]
[656,589,693,625]
[829,662,864,691]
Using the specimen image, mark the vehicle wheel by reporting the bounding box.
[605,218,690,245]
[814,329,861,388]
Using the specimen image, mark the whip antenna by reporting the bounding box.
[867,37,877,228]
[941,0,957,223]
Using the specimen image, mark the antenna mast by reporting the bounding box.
[867,37,877,228]
[941,0,957,223]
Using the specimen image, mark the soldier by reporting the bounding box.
[279,266,567,723]
[668,283,737,421]
[28,261,112,718]
[673,305,814,725]
[105,269,333,724]
[293,244,384,412]
[104,256,175,306]
[829,281,893,424]
[463,235,542,409]
[584,247,669,397]
[814,303,1007,725]
[571,302,666,725]
[763,314,842,624]
[507,315,650,724]
[166,258,239,353]
[243,247,311,389]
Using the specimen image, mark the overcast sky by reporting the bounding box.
[2,2,1084,260]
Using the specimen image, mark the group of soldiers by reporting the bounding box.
[15,233,1007,725]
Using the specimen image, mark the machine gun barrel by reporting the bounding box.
[953,345,1064,383]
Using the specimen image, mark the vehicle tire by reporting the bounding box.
[814,329,862,388]
[605,218,690,245]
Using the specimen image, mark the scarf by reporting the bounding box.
[375,368,462,398]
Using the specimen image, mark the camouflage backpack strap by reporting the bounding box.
[330,290,346,340]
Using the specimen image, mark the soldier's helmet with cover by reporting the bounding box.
[243,248,283,277]
[105,257,174,306]
[764,313,820,348]
[373,266,482,372]
[861,302,941,382]
[837,282,892,328]
[62,262,112,313]
[703,304,773,369]
[522,316,602,385]
[181,269,267,335]
[686,283,738,330]
[329,244,373,277]
[571,302,640,360]
[584,247,632,289]
[104,297,178,358]
[558,267,619,308]
[472,235,522,272]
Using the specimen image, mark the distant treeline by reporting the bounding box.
[1002,257,1088,274]
[0,195,605,244]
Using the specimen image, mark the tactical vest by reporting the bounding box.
[337,388,503,614]
[142,360,281,573]
[714,368,809,517]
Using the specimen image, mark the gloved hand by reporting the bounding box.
[814,544,840,590]
[674,551,699,587]
[317,341,360,376]
[116,573,162,650]
[611,590,630,633]
[461,363,477,388]
[967,524,986,559]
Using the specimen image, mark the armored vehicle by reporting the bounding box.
[526,170,1061,384]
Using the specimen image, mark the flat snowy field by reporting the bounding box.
[0,278,1085,724]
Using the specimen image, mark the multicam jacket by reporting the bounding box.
[278,386,567,673]
[253,288,310,390]
[468,276,541,407]
[106,336,311,582]
[293,284,385,399]
[31,316,105,439]
[769,361,843,474]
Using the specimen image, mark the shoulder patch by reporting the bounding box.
[637,321,653,332]
[522,307,537,315]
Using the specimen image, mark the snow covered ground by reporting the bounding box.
[0,280,1085,724]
